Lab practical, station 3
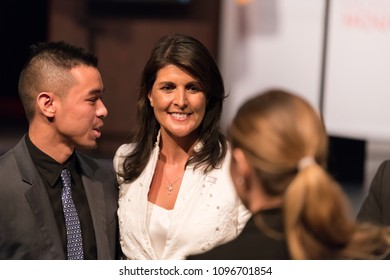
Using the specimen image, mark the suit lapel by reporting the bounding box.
[14,137,65,259]
[77,153,111,259]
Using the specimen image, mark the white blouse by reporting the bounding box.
[114,138,251,260]
[146,202,171,259]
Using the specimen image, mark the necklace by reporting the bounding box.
[166,174,183,196]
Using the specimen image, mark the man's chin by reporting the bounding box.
[76,142,98,152]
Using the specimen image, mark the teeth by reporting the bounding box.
[171,113,188,120]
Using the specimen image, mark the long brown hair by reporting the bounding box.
[119,33,227,182]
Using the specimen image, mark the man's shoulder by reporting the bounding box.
[75,151,114,174]
[374,160,390,175]
[0,138,25,167]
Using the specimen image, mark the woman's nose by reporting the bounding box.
[173,89,188,108]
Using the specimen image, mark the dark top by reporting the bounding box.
[188,208,290,260]
[356,160,390,260]
[25,135,97,259]
[357,160,390,225]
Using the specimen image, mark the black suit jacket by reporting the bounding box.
[357,160,390,225]
[0,136,120,259]
[188,208,290,260]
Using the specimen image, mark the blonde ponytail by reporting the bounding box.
[284,163,354,259]
[229,89,390,259]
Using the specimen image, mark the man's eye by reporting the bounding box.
[88,98,98,103]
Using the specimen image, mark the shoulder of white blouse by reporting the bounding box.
[113,143,136,173]
[115,143,136,158]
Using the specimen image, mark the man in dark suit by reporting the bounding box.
[357,161,390,260]
[357,161,390,225]
[0,41,120,259]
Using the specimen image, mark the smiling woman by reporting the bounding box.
[113,33,251,260]
[148,64,206,142]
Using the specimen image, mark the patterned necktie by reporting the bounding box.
[60,168,84,260]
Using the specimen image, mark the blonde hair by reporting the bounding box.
[228,89,390,259]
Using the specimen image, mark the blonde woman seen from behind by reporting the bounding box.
[189,89,390,260]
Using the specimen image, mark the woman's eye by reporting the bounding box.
[161,85,174,91]
[187,85,201,93]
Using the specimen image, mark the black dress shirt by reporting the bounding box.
[25,135,97,259]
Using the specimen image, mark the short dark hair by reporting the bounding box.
[18,41,98,121]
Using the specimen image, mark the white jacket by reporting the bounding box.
[113,137,251,260]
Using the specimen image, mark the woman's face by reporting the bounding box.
[148,64,206,141]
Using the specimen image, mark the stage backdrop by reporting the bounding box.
[220,0,390,143]
[219,0,325,130]
[323,0,390,141]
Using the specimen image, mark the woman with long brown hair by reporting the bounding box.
[114,34,250,260]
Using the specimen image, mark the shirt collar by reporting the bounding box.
[25,135,77,187]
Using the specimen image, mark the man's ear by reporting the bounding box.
[36,92,56,118]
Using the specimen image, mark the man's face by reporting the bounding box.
[54,65,107,151]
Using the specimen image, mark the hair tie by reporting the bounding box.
[298,156,316,170]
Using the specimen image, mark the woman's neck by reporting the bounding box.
[158,132,199,165]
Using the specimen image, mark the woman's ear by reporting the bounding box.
[232,148,251,179]
[230,148,252,209]
[36,92,56,118]
[230,147,252,194]
[148,91,154,107]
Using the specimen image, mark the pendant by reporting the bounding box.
[165,174,183,196]
[167,184,174,195]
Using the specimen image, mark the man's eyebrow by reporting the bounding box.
[90,87,105,95]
